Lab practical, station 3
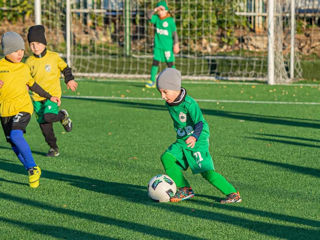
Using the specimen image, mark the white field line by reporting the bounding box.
[62,95,320,105]
[74,78,320,87]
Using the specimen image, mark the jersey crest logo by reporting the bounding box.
[179,112,187,122]
[45,64,51,72]
[162,21,168,28]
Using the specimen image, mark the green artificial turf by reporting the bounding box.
[0,80,319,239]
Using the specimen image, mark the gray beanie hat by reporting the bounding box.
[156,68,181,91]
[1,32,25,56]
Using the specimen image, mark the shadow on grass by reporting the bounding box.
[0,177,27,187]
[0,160,204,240]
[233,156,320,178]
[256,133,320,143]
[0,191,204,240]
[201,109,320,129]
[0,217,116,240]
[161,201,319,240]
[63,96,320,129]
[193,195,320,228]
[0,145,46,157]
[0,159,319,240]
[246,135,320,149]
[247,136,320,149]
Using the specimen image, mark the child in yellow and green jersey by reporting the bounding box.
[26,25,78,157]
[0,31,61,188]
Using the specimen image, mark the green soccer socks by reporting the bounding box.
[161,152,190,188]
[201,170,237,195]
[150,65,159,82]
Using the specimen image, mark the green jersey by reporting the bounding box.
[150,14,177,50]
[166,94,210,143]
[164,90,214,173]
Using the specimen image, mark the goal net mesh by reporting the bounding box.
[0,0,307,82]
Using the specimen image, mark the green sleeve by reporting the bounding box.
[171,18,177,32]
[150,14,158,24]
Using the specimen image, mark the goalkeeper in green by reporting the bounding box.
[156,68,242,203]
[145,1,180,88]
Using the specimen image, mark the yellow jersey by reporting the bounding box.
[0,58,35,117]
[26,50,67,101]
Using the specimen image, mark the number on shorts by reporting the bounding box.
[193,151,203,168]
[165,51,171,60]
[13,113,23,123]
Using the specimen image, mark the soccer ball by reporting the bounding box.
[148,174,177,202]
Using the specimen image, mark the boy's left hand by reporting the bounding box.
[0,80,3,88]
[185,136,196,148]
[50,96,61,106]
[173,43,180,54]
[67,80,78,92]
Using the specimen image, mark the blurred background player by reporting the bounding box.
[156,68,242,203]
[26,25,78,157]
[145,1,180,88]
[0,32,61,187]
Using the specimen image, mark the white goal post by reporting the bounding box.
[36,0,301,84]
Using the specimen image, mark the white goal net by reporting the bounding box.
[41,0,271,81]
[3,0,316,83]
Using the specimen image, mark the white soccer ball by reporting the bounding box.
[148,174,177,202]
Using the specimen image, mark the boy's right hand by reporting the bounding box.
[0,80,3,88]
[185,136,197,148]
[50,96,61,106]
[154,6,165,12]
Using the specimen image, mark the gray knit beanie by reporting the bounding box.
[1,32,25,56]
[156,68,181,91]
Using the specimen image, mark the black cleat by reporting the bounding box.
[47,148,60,157]
[60,109,72,132]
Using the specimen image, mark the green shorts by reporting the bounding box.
[33,100,59,123]
[165,139,214,174]
[153,48,175,63]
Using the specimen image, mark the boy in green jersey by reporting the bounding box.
[145,1,180,88]
[156,68,241,203]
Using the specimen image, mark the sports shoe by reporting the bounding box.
[47,148,60,157]
[145,80,156,88]
[170,187,195,202]
[28,166,41,188]
[220,191,242,204]
[60,109,72,132]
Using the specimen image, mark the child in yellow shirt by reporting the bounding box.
[26,25,78,157]
[0,31,61,187]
